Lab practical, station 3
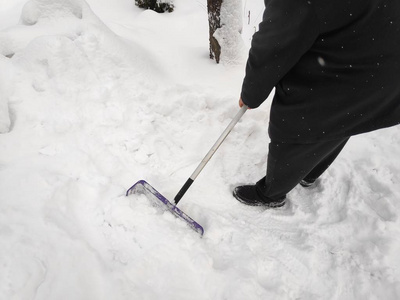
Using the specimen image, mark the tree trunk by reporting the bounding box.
[207,0,223,64]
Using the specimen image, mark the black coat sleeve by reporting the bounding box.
[241,0,319,108]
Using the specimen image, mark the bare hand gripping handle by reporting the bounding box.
[174,105,248,204]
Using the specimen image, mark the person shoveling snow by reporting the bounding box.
[234,0,400,207]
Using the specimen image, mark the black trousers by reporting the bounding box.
[256,137,350,201]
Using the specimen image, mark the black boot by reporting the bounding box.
[233,185,285,207]
[299,179,315,187]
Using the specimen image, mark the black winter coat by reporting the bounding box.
[241,0,400,143]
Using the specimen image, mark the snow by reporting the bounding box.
[1,0,400,299]
[214,0,246,65]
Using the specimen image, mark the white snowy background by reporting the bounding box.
[1,0,400,299]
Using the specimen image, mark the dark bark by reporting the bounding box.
[135,0,174,13]
[207,0,223,63]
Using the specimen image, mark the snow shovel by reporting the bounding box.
[126,105,248,236]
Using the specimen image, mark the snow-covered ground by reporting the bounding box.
[1,0,400,299]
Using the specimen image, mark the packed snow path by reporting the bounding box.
[1,0,400,299]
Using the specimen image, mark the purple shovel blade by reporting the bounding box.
[126,180,204,236]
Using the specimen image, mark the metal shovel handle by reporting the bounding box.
[174,105,248,204]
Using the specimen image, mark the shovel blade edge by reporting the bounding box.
[126,180,204,236]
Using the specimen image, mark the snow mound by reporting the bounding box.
[20,0,84,25]
[1,0,95,56]
[0,0,162,135]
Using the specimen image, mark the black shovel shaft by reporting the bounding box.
[174,105,248,204]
